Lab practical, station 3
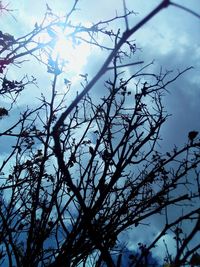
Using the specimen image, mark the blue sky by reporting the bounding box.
[3,0,198,138]
[1,0,200,264]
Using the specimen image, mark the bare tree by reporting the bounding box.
[0,1,200,266]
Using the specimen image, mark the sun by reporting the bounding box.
[38,26,91,76]
[51,31,91,74]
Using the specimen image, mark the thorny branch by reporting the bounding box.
[0,0,200,266]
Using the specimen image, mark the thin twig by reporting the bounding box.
[106,61,144,70]
[123,0,129,30]
[170,1,200,20]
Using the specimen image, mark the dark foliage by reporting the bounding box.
[0,1,200,267]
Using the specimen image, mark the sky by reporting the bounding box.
[1,0,200,264]
[2,0,199,145]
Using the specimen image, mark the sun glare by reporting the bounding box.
[52,32,91,74]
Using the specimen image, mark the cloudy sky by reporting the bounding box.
[1,0,199,144]
[1,0,200,263]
